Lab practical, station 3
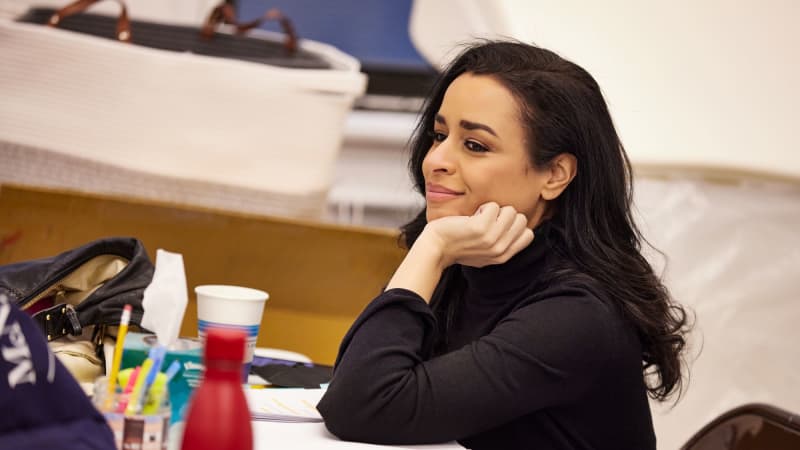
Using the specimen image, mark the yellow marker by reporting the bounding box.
[125,357,153,415]
[105,304,132,410]
[117,367,134,388]
[141,373,168,414]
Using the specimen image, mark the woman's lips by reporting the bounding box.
[426,183,464,202]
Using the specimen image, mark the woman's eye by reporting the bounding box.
[465,140,489,153]
[431,131,447,142]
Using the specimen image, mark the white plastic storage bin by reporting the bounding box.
[0,5,366,219]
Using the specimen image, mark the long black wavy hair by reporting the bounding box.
[400,40,689,401]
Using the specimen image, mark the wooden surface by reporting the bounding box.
[0,184,407,364]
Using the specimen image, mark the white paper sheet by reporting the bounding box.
[246,388,324,423]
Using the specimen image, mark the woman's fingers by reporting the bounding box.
[472,202,516,244]
[470,202,500,234]
[489,213,531,261]
[482,206,519,250]
[496,206,519,231]
[473,201,499,217]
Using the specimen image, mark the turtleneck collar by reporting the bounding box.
[459,221,552,303]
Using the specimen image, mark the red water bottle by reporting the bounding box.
[181,327,252,450]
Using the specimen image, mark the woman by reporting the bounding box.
[317,41,689,449]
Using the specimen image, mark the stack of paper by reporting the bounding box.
[247,388,465,448]
[246,388,324,423]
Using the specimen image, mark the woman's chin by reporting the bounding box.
[425,206,444,222]
[425,204,468,222]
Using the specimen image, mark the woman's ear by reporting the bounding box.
[541,153,577,200]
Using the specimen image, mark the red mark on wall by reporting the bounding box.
[0,230,23,253]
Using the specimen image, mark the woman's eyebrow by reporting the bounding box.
[435,114,498,138]
[460,119,498,137]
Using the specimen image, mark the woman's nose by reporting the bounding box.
[423,140,456,174]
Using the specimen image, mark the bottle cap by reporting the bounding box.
[204,327,246,362]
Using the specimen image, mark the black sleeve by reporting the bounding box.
[317,287,618,445]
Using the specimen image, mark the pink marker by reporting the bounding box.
[115,365,141,413]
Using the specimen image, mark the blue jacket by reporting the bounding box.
[0,293,115,449]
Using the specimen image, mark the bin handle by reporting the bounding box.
[47,0,131,43]
[201,2,297,56]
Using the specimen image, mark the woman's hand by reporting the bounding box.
[385,202,534,302]
[422,202,535,268]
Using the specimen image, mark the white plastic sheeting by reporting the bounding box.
[409,0,800,181]
[408,2,800,445]
[634,171,800,449]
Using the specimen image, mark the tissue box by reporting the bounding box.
[121,332,203,423]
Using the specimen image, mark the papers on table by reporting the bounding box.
[247,388,464,449]
[245,388,463,448]
[246,387,324,422]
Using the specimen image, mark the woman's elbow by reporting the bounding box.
[319,402,376,442]
[317,389,398,443]
[318,389,365,440]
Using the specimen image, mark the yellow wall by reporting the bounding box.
[0,184,407,364]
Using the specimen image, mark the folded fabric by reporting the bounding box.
[251,363,332,389]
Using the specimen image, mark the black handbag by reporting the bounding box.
[0,237,154,383]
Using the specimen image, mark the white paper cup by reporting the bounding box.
[194,285,269,381]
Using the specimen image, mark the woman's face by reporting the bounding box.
[423,73,550,228]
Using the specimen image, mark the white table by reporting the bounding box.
[168,419,462,450]
[252,421,463,450]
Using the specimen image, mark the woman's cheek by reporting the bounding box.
[463,195,486,215]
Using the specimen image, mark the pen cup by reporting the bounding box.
[93,376,171,450]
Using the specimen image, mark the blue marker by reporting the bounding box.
[144,346,167,391]
[164,359,181,383]
[133,346,166,414]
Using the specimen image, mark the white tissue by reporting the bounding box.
[140,249,188,348]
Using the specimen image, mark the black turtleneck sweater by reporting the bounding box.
[317,226,656,449]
